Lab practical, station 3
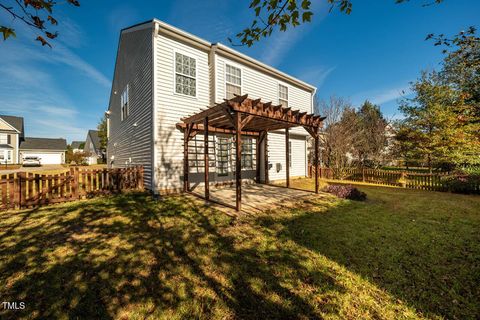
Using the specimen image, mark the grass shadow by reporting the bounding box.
[277,185,480,319]
[0,192,346,319]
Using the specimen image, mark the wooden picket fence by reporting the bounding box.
[308,165,480,193]
[0,166,144,211]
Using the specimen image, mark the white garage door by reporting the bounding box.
[22,152,63,165]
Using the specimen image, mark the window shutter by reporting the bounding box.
[7,134,11,144]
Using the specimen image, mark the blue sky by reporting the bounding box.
[0,0,477,142]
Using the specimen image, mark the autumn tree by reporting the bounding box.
[0,0,80,47]
[351,101,389,168]
[97,115,107,152]
[397,71,479,171]
[314,96,357,177]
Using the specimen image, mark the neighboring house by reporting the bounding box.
[19,138,67,164]
[83,130,103,165]
[0,115,67,165]
[71,141,84,153]
[0,115,23,165]
[107,19,316,193]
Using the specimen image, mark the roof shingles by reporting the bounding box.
[20,137,67,151]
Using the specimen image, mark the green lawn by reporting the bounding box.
[0,181,479,319]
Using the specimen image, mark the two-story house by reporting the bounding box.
[107,19,319,194]
[0,115,67,165]
[0,115,23,164]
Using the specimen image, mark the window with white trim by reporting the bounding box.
[241,137,256,170]
[279,84,288,108]
[216,137,230,176]
[225,64,241,99]
[120,84,129,121]
[288,141,292,168]
[0,133,7,144]
[175,52,196,97]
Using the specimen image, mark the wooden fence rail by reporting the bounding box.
[0,166,144,211]
[308,165,480,193]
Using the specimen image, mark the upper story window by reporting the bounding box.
[279,84,288,108]
[120,84,129,121]
[175,52,196,97]
[225,64,241,99]
[0,133,10,145]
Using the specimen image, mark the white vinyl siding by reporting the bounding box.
[225,64,241,99]
[215,54,312,181]
[279,84,288,108]
[267,133,306,181]
[155,33,210,192]
[174,52,196,97]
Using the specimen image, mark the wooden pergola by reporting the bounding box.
[178,94,325,211]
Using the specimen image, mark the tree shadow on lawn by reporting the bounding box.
[271,190,480,319]
[0,192,346,319]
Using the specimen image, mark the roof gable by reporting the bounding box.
[0,115,23,133]
[87,130,101,150]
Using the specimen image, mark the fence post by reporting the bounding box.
[71,167,79,199]
[17,172,25,209]
[138,166,144,190]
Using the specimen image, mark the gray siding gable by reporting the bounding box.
[107,27,154,189]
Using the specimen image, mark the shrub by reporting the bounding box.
[441,173,480,194]
[324,184,367,201]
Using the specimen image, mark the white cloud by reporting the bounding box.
[352,85,412,106]
[259,1,330,66]
[370,86,411,105]
[260,27,305,67]
[0,15,107,142]
[296,66,336,88]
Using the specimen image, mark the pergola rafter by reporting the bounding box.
[179,94,326,211]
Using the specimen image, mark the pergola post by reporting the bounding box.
[235,113,242,211]
[314,129,319,194]
[204,117,209,201]
[183,124,191,192]
[256,136,261,183]
[264,131,269,184]
[285,128,290,188]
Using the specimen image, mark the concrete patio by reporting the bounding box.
[191,183,323,214]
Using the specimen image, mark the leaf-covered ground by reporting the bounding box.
[1,181,479,319]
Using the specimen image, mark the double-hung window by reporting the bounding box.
[225,64,241,99]
[0,133,7,144]
[175,52,196,97]
[279,84,288,108]
[120,84,129,121]
[241,137,253,169]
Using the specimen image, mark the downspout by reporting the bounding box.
[152,21,159,194]
[209,44,218,106]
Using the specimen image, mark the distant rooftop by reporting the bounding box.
[71,141,84,149]
[0,115,24,133]
[20,137,67,151]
